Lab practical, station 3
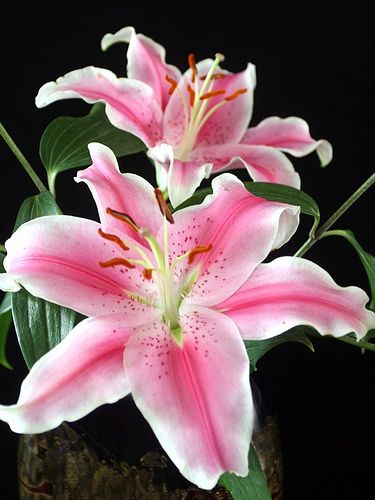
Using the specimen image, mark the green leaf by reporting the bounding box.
[39,103,146,194]
[13,191,61,231]
[0,310,12,369]
[325,230,375,311]
[0,292,11,315]
[173,182,320,232]
[245,326,315,372]
[363,329,375,342]
[219,444,271,499]
[11,192,76,369]
[12,291,76,369]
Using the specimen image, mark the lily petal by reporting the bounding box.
[0,273,21,292]
[167,157,212,208]
[218,256,375,340]
[0,316,131,433]
[76,143,164,241]
[168,174,299,306]
[35,66,163,148]
[191,143,301,188]
[149,143,212,208]
[196,63,256,148]
[3,215,159,322]
[242,116,333,167]
[101,26,181,110]
[125,305,252,489]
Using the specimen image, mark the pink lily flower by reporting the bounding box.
[0,143,371,489]
[35,26,332,207]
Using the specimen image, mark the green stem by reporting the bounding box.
[336,334,375,353]
[0,244,6,253]
[0,122,47,193]
[295,171,375,257]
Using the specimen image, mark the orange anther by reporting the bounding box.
[106,207,139,232]
[188,53,197,82]
[200,73,226,81]
[165,75,178,95]
[199,89,226,100]
[224,88,247,102]
[188,244,212,264]
[187,84,196,107]
[98,228,129,251]
[143,268,153,280]
[154,189,175,224]
[99,257,135,269]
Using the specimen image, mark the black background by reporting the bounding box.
[1,1,375,499]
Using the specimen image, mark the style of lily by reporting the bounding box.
[35,26,332,207]
[0,143,372,489]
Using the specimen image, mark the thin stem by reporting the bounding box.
[295,171,375,257]
[336,334,375,353]
[0,122,47,193]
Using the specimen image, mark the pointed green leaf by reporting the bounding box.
[0,310,12,369]
[39,103,146,193]
[245,326,315,372]
[246,182,319,219]
[11,192,76,369]
[0,292,11,315]
[173,182,320,232]
[325,230,375,311]
[363,329,375,342]
[12,291,76,369]
[13,191,61,231]
[219,444,271,499]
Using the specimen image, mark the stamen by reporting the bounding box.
[188,53,197,82]
[186,84,196,107]
[99,257,136,269]
[143,268,153,280]
[200,73,226,80]
[154,188,175,224]
[200,89,226,100]
[106,208,139,233]
[188,244,212,264]
[98,228,129,251]
[165,75,178,95]
[224,88,248,101]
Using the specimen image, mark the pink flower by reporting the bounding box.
[35,26,332,207]
[0,143,370,489]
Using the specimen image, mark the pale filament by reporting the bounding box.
[99,203,212,344]
[169,52,247,162]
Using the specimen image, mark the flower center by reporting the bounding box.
[165,53,248,161]
[98,190,212,346]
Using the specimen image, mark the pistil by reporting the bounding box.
[172,52,248,161]
[98,203,213,346]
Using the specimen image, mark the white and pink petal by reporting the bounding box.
[0,316,131,433]
[218,256,375,340]
[3,215,160,322]
[35,66,163,148]
[125,305,252,489]
[76,143,163,241]
[101,26,181,110]
[168,173,299,307]
[196,63,256,148]
[242,116,333,167]
[166,153,212,208]
[192,143,301,188]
